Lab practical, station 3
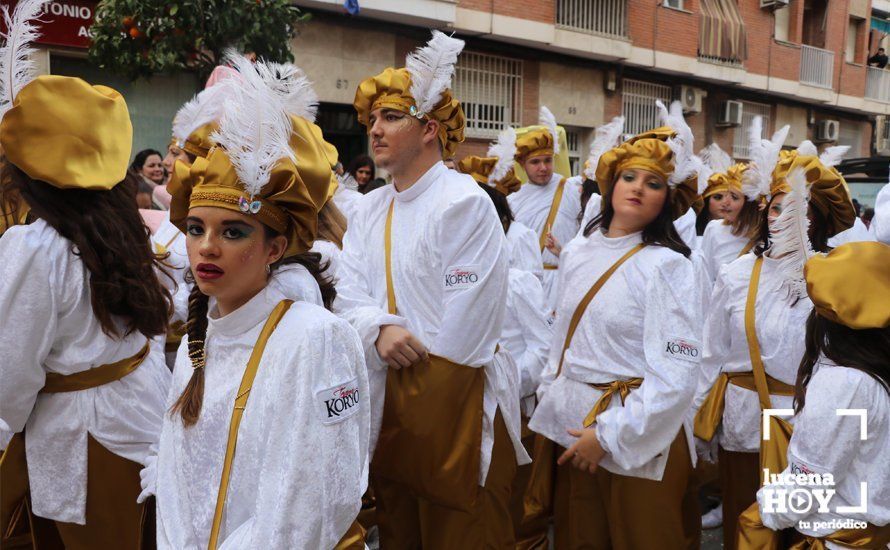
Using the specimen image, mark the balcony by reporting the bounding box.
[866,66,890,104]
[799,45,835,89]
[556,0,627,39]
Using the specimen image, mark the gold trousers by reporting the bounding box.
[552,430,700,550]
[372,411,517,549]
[719,446,760,550]
[508,418,549,550]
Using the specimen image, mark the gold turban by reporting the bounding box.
[1,75,132,190]
[168,117,332,258]
[595,127,699,220]
[354,67,465,159]
[457,155,522,196]
[771,151,855,238]
[805,242,890,329]
[703,163,746,199]
[515,127,554,162]
[180,122,218,159]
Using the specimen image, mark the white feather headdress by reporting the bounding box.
[255,61,319,123]
[697,143,734,194]
[656,100,702,188]
[538,106,560,155]
[210,55,297,201]
[405,30,465,118]
[583,116,625,181]
[818,145,849,168]
[741,116,790,202]
[487,127,517,185]
[171,84,233,146]
[796,140,819,157]
[0,0,51,120]
[768,167,814,299]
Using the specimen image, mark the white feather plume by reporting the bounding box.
[767,167,814,299]
[211,54,296,199]
[171,84,232,144]
[796,140,818,157]
[696,143,734,195]
[0,0,50,120]
[584,116,625,181]
[487,127,516,185]
[538,105,560,155]
[656,100,702,188]
[405,30,464,117]
[742,116,789,201]
[254,61,319,123]
[818,145,849,168]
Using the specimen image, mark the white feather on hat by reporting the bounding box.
[656,100,702,189]
[741,116,790,202]
[0,0,51,120]
[487,127,517,185]
[767,167,814,299]
[584,116,625,181]
[696,143,734,194]
[405,30,465,118]
[538,105,560,155]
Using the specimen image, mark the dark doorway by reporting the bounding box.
[317,103,368,169]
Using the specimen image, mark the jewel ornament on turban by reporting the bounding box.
[515,106,561,163]
[354,31,466,159]
[1,0,132,191]
[594,100,703,220]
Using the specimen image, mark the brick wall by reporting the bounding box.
[456,0,555,23]
[522,60,541,127]
[740,0,775,76]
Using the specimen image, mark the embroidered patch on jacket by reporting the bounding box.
[443,264,480,291]
[315,378,361,425]
[663,336,701,362]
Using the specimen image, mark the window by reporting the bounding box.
[774,5,791,43]
[565,127,583,176]
[837,121,863,158]
[453,52,523,139]
[733,101,771,159]
[663,0,683,9]
[621,79,672,137]
[556,0,628,38]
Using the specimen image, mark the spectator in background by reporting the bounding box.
[131,149,165,187]
[346,154,375,193]
[868,48,888,69]
[362,177,387,193]
[862,207,875,229]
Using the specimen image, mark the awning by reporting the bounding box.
[872,17,890,34]
[699,0,748,62]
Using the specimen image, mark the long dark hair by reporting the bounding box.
[347,154,375,186]
[130,149,163,173]
[583,178,692,258]
[695,196,713,236]
[794,309,890,412]
[477,183,514,234]
[578,178,599,225]
[10,165,173,338]
[754,195,831,257]
[170,225,336,427]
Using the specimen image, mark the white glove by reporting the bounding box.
[695,436,719,464]
[137,454,158,504]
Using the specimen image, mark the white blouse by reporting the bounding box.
[756,359,890,545]
[0,220,171,524]
[696,219,752,284]
[506,221,543,282]
[155,284,369,549]
[694,253,811,452]
[529,229,702,480]
[334,161,529,484]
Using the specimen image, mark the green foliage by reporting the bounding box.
[88,0,308,84]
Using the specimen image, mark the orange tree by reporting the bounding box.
[88,0,307,84]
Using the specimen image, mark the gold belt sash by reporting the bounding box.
[737,502,890,550]
[41,342,150,394]
[539,177,567,252]
[207,299,293,550]
[370,200,485,512]
[583,378,644,428]
[543,264,558,271]
[693,371,795,442]
[523,243,646,521]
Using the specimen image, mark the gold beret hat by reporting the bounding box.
[457,155,522,196]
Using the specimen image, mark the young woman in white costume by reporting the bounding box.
[147,55,369,549]
[527,101,703,549]
[693,130,856,549]
[0,1,172,546]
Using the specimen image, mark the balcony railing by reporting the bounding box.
[866,66,890,103]
[556,0,627,39]
[800,45,835,89]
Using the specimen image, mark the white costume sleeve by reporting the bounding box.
[535,240,578,397]
[873,183,890,245]
[511,270,552,397]
[0,230,56,433]
[692,265,733,412]
[510,223,544,282]
[431,194,508,367]
[594,256,701,470]
[218,317,369,549]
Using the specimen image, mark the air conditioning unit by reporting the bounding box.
[815,120,840,143]
[760,0,789,9]
[717,100,744,126]
[876,115,890,155]
[674,85,705,114]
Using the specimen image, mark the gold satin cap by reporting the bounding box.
[180,122,218,159]
[1,75,132,190]
[515,127,554,162]
[771,150,855,238]
[595,127,699,220]
[805,242,890,329]
[703,163,746,199]
[457,155,522,196]
[354,67,465,158]
[168,116,332,258]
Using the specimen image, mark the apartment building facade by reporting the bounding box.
[292,0,890,182]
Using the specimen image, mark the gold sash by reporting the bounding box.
[738,238,758,258]
[370,200,485,512]
[207,299,293,550]
[539,177,567,252]
[738,502,890,549]
[582,379,644,428]
[41,342,150,393]
[693,372,795,442]
[523,243,646,521]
